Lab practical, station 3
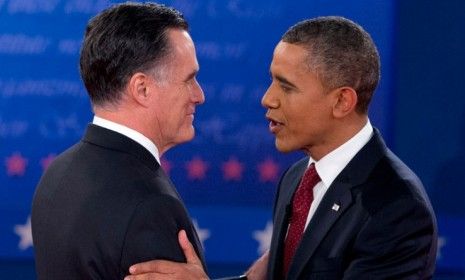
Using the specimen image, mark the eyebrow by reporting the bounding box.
[184,69,199,82]
[274,74,297,89]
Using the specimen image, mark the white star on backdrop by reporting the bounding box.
[437,236,446,260]
[192,219,210,248]
[253,221,273,255]
[14,216,33,250]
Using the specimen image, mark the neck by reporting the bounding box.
[305,115,368,161]
[93,106,166,156]
[94,107,137,132]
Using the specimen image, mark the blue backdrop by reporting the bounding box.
[395,1,465,276]
[0,0,463,279]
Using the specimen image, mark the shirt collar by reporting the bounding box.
[92,115,160,164]
[309,120,373,188]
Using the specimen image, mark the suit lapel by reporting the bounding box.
[287,129,387,278]
[268,159,307,279]
[288,180,353,279]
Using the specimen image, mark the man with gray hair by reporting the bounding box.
[32,2,206,279]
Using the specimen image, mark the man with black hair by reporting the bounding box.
[32,2,206,279]
[126,16,437,280]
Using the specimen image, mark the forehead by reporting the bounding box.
[166,29,196,62]
[271,41,309,73]
[161,29,198,81]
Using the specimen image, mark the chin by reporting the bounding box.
[275,140,295,153]
[177,128,195,143]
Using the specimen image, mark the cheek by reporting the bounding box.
[285,104,323,138]
[173,103,189,125]
[284,102,311,127]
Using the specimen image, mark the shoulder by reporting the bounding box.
[130,193,189,220]
[360,148,433,216]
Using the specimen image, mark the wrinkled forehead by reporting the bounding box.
[166,29,196,58]
[157,29,199,81]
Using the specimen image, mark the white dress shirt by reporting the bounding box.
[92,116,161,164]
[304,120,374,229]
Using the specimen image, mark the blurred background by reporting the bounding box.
[1,0,464,279]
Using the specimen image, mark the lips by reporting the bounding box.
[186,108,195,122]
[266,115,284,134]
[187,107,196,116]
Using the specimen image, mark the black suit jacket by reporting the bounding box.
[267,129,437,280]
[32,124,205,280]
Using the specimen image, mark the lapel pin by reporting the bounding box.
[332,203,340,212]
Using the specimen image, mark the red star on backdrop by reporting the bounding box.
[160,157,173,175]
[185,156,209,180]
[5,152,28,176]
[40,154,56,172]
[257,158,280,183]
[222,157,244,181]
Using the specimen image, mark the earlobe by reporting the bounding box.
[332,87,357,118]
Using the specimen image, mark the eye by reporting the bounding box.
[280,84,292,93]
[184,77,195,87]
[184,70,199,84]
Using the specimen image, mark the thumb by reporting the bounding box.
[178,229,202,266]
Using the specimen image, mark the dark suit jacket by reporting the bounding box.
[32,124,205,280]
[267,129,437,280]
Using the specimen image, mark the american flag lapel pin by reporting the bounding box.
[332,203,340,212]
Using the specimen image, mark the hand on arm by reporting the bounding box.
[124,230,209,280]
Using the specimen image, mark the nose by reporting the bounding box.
[192,80,205,105]
[261,85,278,109]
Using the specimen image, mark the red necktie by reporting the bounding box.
[282,163,321,277]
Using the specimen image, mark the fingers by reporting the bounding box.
[124,273,171,280]
[129,260,175,275]
[124,273,150,280]
[127,229,205,279]
[178,229,202,266]
[262,250,270,262]
[128,229,199,275]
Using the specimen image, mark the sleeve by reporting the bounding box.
[344,197,437,280]
[119,194,198,277]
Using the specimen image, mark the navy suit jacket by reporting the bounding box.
[32,124,205,279]
[267,129,437,279]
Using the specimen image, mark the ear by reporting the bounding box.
[127,72,152,107]
[332,87,358,118]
